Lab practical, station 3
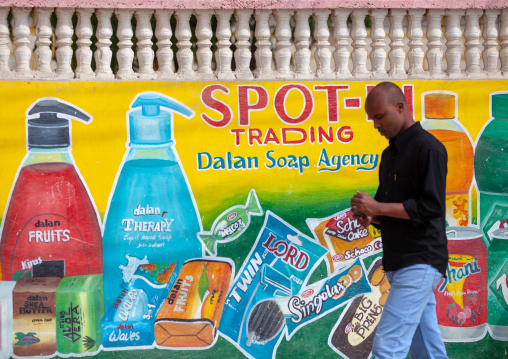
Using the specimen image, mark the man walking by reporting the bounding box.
[350,82,448,358]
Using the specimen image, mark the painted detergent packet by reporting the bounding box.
[198,189,263,256]
[219,211,327,359]
[101,262,180,350]
[276,258,372,339]
[306,208,381,275]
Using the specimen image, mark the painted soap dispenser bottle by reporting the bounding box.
[421,92,474,227]
[0,98,103,280]
[102,92,203,308]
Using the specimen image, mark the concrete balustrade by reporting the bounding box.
[0,3,507,80]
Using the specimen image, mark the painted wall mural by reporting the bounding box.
[0,80,507,359]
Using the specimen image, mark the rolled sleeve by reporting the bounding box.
[404,148,447,225]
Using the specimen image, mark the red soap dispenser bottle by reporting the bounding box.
[0,98,102,280]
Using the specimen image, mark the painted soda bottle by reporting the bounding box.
[475,92,508,243]
[0,98,102,280]
[434,227,488,341]
[422,92,474,227]
[102,92,204,309]
[488,227,508,341]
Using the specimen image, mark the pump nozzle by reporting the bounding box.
[127,92,195,146]
[130,92,194,119]
[25,97,93,149]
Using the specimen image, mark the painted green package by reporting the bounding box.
[198,189,263,256]
[56,274,104,355]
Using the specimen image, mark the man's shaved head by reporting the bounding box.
[366,82,408,109]
[365,82,414,139]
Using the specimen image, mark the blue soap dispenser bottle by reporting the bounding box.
[102,92,203,307]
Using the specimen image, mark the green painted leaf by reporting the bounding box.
[198,264,209,302]
[12,269,32,281]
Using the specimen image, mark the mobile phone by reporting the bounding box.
[352,210,366,218]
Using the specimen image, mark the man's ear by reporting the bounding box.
[396,102,404,114]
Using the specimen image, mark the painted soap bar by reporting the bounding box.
[101,262,179,349]
[56,274,104,355]
[12,277,61,357]
[0,281,16,359]
[154,258,233,348]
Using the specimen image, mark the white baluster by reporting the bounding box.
[332,9,352,79]
[95,9,114,79]
[351,9,369,78]
[175,10,195,79]
[313,9,333,78]
[115,9,135,79]
[254,9,274,79]
[388,9,407,78]
[445,9,464,78]
[12,8,33,78]
[274,9,293,79]
[234,9,254,80]
[195,10,215,80]
[34,8,54,78]
[215,9,235,80]
[136,9,155,79]
[55,8,75,79]
[0,8,11,77]
[407,9,426,78]
[501,9,508,77]
[294,9,313,79]
[464,9,482,76]
[369,9,388,78]
[426,9,445,78]
[483,9,501,78]
[75,8,94,79]
[155,10,175,79]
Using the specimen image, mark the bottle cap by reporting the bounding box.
[26,98,92,149]
[128,92,195,145]
[492,227,508,240]
[424,93,455,119]
[491,93,508,118]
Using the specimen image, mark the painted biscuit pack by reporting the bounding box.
[154,258,233,348]
[0,281,16,359]
[12,277,61,357]
[277,258,372,339]
[306,208,381,275]
[198,189,263,256]
[219,211,327,358]
[329,257,389,359]
[56,274,104,355]
[101,262,179,350]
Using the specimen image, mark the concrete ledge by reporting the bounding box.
[0,0,506,9]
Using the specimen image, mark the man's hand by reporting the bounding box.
[350,191,381,227]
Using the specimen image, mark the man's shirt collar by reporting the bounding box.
[389,121,422,151]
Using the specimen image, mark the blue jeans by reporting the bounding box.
[372,264,448,359]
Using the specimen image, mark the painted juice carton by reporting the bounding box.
[0,281,16,359]
[101,262,179,349]
[219,211,327,359]
[306,208,381,275]
[12,277,61,357]
[434,227,488,342]
[56,274,104,355]
[487,228,508,341]
[329,256,388,359]
[154,258,233,348]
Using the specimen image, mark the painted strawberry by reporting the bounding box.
[464,306,472,319]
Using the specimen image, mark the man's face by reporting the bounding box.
[365,94,404,140]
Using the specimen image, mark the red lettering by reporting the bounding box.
[273,240,289,256]
[295,252,309,270]
[281,128,307,145]
[263,128,280,145]
[238,85,269,126]
[262,233,277,250]
[284,245,299,266]
[314,85,349,123]
[201,84,232,128]
[248,128,263,145]
[317,126,333,144]
[230,129,245,146]
[337,126,353,143]
[274,84,314,124]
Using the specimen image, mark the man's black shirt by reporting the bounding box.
[374,121,449,275]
